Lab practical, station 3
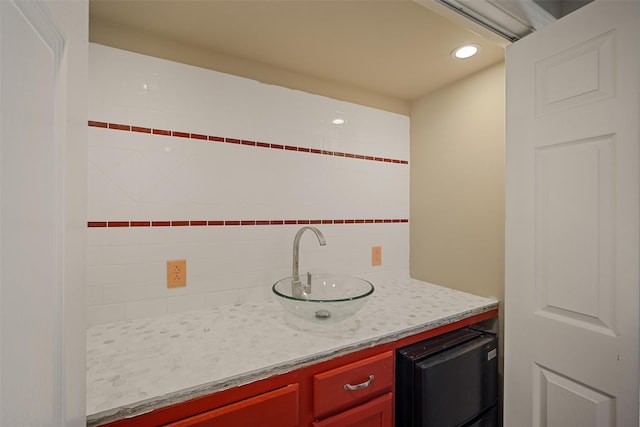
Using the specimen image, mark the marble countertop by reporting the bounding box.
[86,277,498,426]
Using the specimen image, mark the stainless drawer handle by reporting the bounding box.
[344,375,375,391]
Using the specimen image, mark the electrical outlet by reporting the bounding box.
[167,259,187,288]
[372,246,382,266]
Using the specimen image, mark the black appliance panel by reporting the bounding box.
[396,328,498,427]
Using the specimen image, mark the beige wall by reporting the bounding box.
[89,20,410,116]
[410,62,505,303]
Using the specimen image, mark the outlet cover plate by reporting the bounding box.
[372,246,382,266]
[167,259,186,288]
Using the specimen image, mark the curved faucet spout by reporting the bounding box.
[292,226,326,286]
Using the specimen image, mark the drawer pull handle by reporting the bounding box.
[344,375,375,391]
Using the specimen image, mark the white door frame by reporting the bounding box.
[0,1,87,424]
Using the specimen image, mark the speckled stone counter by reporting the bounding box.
[86,278,498,426]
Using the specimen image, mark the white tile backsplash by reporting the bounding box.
[87,43,410,326]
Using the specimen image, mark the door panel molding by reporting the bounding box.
[533,364,615,427]
[535,30,615,116]
[534,134,616,336]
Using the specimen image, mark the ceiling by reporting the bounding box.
[89,0,510,114]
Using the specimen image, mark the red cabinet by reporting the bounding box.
[163,383,299,427]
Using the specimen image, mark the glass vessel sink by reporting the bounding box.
[272,274,374,323]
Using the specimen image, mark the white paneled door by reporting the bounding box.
[505,1,639,426]
[0,0,87,425]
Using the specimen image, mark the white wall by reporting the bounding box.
[87,44,410,326]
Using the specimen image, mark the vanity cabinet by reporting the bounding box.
[96,309,497,427]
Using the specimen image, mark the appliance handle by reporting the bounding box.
[344,375,375,391]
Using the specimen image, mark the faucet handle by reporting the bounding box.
[304,272,312,294]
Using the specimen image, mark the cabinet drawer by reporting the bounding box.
[313,351,393,419]
[313,392,393,427]
[164,383,299,427]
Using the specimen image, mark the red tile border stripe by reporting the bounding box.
[132,126,151,134]
[89,120,409,165]
[88,221,107,228]
[107,221,129,227]
[130,221,151,227]
[88,121,108,128]
[108,123,130,131]
[172,131,190,139]
[87,218,408,228]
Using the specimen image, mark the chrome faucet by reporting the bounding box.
[292,226,326,297]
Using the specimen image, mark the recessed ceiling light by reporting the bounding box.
[332,118,346,126]
[452,44,480,59]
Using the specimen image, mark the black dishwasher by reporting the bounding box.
[396,326,498,427]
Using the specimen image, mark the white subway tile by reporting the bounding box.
[203,290,240,308]
[87,265,126,286]
[87,303,125,326]
[125,298,168,320]
[126,281,184,302]
[125,262,164,284]
[236,286,273,305]
[167,294,207,314]
[86,286,103,306]
[102,285,129,305]
[86,246,103,267]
